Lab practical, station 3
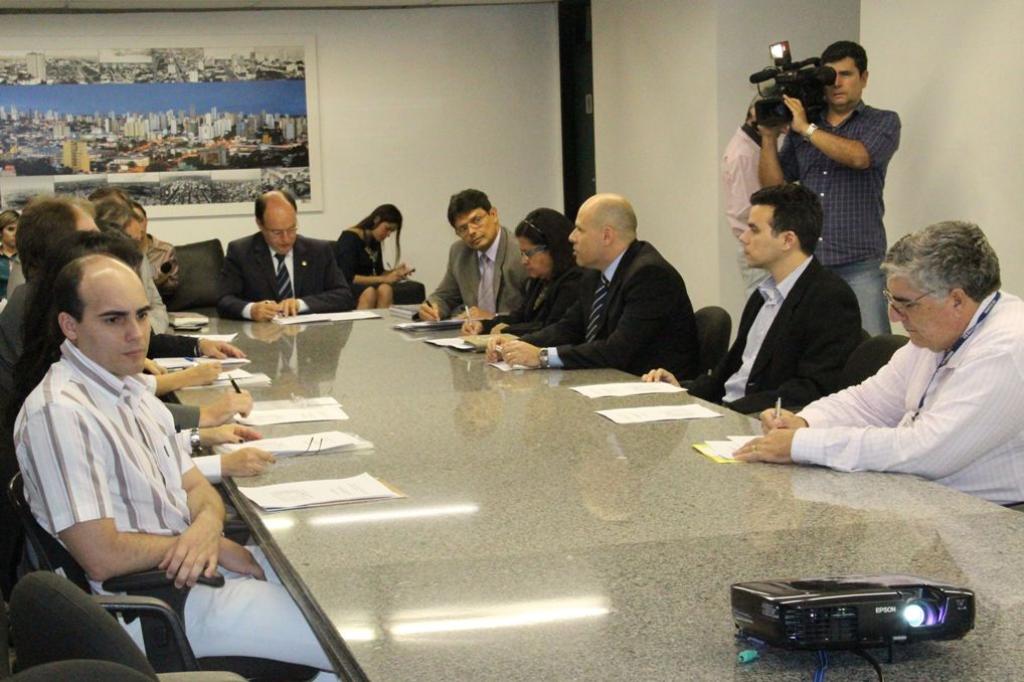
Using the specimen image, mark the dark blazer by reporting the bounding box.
[481,267,583,337]
[217,234,354,319]
[524,241,700,378]
[689,257,861,413]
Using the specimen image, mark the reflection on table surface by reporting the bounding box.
[181,313,1024,681]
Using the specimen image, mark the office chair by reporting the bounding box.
[694,306,732,375]
[164,239,224,312]
[843,333,909,387]
[7,474,317,682]
[8,572,243,682]
[9,660,161,682]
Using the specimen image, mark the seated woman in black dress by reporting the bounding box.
[335,204,415,309]
[461,207,582,337]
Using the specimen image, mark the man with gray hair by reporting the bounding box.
[735,221,1024,505]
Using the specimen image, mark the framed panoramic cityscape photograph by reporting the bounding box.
[0,34,321,216]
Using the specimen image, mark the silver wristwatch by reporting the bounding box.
[189,427,201,454]
[538,348,550,369]
[802,123,818,140]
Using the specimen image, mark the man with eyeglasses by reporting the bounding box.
[736,221,1024,506]
[218,189,354,321]
[417,188,527,321]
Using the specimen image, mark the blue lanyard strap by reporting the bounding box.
[913,291,1001,417]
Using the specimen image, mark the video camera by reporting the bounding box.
[749,41,836,127]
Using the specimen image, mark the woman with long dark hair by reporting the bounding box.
[335,204,414,309]
[461,207,582,337]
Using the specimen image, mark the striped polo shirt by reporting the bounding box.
[14,339,194,544]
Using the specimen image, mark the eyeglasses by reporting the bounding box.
[265,227,298,238]
[454,212,488,238]
[883,288,933,315]
[520,244,548,259]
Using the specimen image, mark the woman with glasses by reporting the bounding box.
[462,207,581,337]
[0,210,18,299]
[336,204,415,309]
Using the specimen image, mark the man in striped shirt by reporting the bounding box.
[14,254,334,675]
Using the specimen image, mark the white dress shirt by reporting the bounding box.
[723,256,812,402]
[793,291,1024,504]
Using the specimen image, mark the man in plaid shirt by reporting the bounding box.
[758,40,900,336]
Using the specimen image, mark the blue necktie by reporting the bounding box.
[585,275,609,342]
[275,253,293,300]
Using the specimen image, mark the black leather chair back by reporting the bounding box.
[843,333,910,387]
[694,306,732,376]
[164,239,224,312]
[9,660,157,681]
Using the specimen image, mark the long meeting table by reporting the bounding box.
[180,313,1024,681]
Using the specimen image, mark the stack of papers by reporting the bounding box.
[154,356,251,371]
[169,313,209,330]
[272,311,381,325]
[488,361,533,372]
[216,430,372,457]
[595,404,722,424]
[570,382,687,398]
[692,436,757,463]
[180,368,271,389]
[424,336,475,350]
[237,397,349,426]
[393,319,464,332]
[388,304,419,319]
[181,333,238,342]
[238,473,403,511]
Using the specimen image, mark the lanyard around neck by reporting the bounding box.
[913,291,1001,419]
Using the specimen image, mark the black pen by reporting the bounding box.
[230,377,242,393]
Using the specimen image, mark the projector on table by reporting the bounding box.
[731,574,974,651]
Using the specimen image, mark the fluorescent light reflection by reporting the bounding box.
[308,504,479,526]
[338,626,378,643]
[389,596,610,636]
[262,516,296,531]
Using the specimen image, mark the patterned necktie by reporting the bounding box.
[585,275,610,342]
[477,254,495,313]
[275,253,293,300]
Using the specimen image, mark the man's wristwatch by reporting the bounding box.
[538,348,550,369]
[802,123,818,140]
[189,427,201,454]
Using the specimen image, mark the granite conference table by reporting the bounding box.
[180,313,1024,681]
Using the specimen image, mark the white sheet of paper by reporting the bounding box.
[180,369,272,389]
[424,336,475,350]
[155,357,251,370]
[701,436,758,459]
[596,404,723,424]
[570,382,687,398]
[181,333,238,342]
[216,430,372,456]
[272,311,381,325]
[237,404,349,426]
[488,361,533,372]
[237,473,401,511]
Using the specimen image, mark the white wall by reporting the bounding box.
[862,0,1024,295]
[0,5,563,291]
[592,0,858,321]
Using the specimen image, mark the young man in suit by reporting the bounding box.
[217,190,354,321]
[644,183,862,413]
[417,188,528,321]
[490,193,700,379]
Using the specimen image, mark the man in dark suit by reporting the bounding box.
[217,190,354,320]
[490,193,700,379]
[644,183,862,413]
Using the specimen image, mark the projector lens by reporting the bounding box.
[903,603,926,627]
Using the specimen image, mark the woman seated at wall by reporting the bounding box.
[336,204,415,309]
[461,207,582,337]
[0,210,18,300]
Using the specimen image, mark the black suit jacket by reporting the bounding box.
[481,267,583,337]
[217,234,354,319]
[524,241,700,378]
[690,257,861,413]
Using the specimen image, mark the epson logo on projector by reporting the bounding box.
[875,606,897,614]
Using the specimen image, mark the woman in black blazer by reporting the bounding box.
[462,207,582,337]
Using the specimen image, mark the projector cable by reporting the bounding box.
[851,649,885,681]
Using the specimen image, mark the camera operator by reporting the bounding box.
[758,40,900,335]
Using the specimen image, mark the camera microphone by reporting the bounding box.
[749,67,779,85]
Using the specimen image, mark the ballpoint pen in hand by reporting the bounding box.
[774,397,782,422]
[230,378,242,394]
